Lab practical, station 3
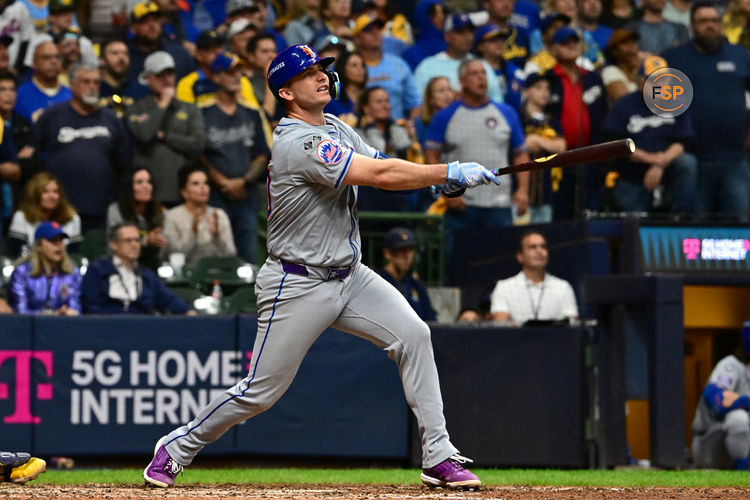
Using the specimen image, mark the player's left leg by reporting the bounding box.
[0,452,46,484]
[332,264,480,489]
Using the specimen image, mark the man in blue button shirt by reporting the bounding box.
[662,1,750,221]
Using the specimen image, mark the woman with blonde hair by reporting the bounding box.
[8,221,82,315]
[7,172,82,258]
[723,0,750,50]
[415,76,454,147]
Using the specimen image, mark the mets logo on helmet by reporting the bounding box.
[300,45,316,58]
[317,140,343,164]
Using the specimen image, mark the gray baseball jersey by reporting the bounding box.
[266,114,378,267]
[159,112,460,470]
[692,355,750,434]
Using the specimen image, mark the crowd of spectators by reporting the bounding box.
[0,0,748,320]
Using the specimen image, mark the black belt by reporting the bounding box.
[280,259,352,281]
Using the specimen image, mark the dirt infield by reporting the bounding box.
[1,484,748,499]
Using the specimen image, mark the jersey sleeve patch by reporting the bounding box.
[316,139,344,165]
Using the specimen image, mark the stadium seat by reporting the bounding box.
[167,285,204,309]
[220,286,258,314]
[183,255,252,287]
[78,229,108,260]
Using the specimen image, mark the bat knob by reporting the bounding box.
[625,138,636,154]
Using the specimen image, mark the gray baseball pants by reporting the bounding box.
[162,258,459,468]
[692,409,750,468]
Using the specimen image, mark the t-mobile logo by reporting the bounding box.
[682,239,700,261]
[0,351,53,424]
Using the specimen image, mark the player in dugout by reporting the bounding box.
[691,320,750,469]
[143,44,500,490]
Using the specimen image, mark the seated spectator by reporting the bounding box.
[163,164,236,266]
[414,13,503,104]
[82,222,195,315]
[601,29,640,104]
[518,73,567,223]
[127,51,205,207]
[722,0,750,51]
[106,168,167,271]
[414,75,454,147]
[98,39,148,119]
[283,0,325,46]
[378,227,436,322]
[15,41,72,123]
[35,63,131,230]
[324,50,367,125]
[7,172,81,258]
[603,55,697,214]
[175,28,225,106]
[691,319,750,470]
[625,0,689,55]
[8,221,82,315]
[53,31,84,86]
[490,230,578,325]
[601,0,637,29]
[401,0,446,70]
[579,0,613,52]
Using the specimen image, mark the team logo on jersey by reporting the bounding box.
[317,140,343,164]
[485,117,497,129]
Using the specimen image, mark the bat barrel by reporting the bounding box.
[491,138,636,176]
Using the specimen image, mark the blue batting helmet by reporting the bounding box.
[267,44,339,101]
[743,319,750,356]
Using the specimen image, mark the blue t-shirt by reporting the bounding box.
[35,103,131,216]
[366,52,421,120]
[495,59,524,111]
[604,91,695,181]
[14,80,72,123]
[587,25,613,54]
[662,41,750,161]
[202,103,270,187]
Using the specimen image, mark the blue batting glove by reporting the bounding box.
[446,161,500,188]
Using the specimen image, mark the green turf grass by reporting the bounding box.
[34,468,750,487]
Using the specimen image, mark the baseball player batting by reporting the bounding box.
[144,44,497,490]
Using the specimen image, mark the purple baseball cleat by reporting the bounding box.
[420,454,481,489]
[143,437,183,488]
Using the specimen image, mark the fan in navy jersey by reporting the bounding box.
[35,63,131,230]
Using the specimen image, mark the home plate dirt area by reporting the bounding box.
[1,484,748,499]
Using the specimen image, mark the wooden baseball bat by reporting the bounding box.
[491,138,636,177]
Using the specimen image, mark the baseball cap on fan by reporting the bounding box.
[228,19,257,38]
[444,13,475,33]
[226,0,259,16]
[384,227,417,250]
[131,1,160,22]
[639,55,667,77]
[352,14,385,36]
[138,51,175,84]
[211,53,240,73]
[35,221,68,241]
[49,0,76,15]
